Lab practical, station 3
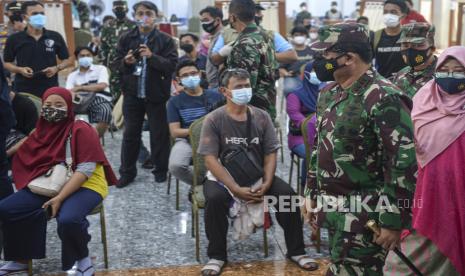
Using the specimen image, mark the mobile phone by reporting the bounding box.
[44,205,53,220]
[132,46,142,60]
[32,70,46,78]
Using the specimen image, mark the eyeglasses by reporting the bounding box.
[435,72,465,79]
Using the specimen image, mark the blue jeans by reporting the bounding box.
[0,188,102,270]
[291,144,306,187]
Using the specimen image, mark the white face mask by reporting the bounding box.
[293,36,307,45]
[231,88,252,105]
[384,13,400,28]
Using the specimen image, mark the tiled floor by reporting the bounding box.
[3,90,330,275]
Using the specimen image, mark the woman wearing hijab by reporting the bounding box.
[0,87,117,276]
[384,46,465,276]
[286,62,323,191]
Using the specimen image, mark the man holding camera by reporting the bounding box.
[112,1,178,187]
[198,69,318,275]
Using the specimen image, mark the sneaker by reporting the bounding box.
[154,173,167,183]
[116,177,134,188]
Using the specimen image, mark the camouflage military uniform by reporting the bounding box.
[305,24,417,276]
[74,0,90,28]
[393,23,437,98]
[226,23,278,120]
[100,18,135,101]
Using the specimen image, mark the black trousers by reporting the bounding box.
[203,176,306,261]
[0,132,13,200]
[120,95,170,179]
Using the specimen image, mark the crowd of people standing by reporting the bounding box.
[0,0,464,275]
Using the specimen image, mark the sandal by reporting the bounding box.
[201,259,226,276]
[289,255,319,271]
[76,265,95,276]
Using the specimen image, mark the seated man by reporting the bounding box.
[178,33,208,89]
[167,59,224,185]
[66,46,113,137]
[198,68,318,275]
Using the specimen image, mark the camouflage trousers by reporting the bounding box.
[110,73,122,103]
[326,230,387,276]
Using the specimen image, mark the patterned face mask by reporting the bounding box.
[41,106,68,123]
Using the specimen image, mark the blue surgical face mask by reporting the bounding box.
[136,16,151,28]
[181,75,201,90]
[78,57,93,68]
[29,14,46,29]
[231,88,252,105]
[305,71,322,86]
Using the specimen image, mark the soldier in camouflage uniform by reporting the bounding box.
[302,23,417,275]
[100,0,135,102]
[1,1,25,57]
[393,23,437,98]
[226,0,278,120]
[72,0,90,29]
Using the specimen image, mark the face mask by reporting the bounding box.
[309,33,318,40]
[29,14,46,29]
[201,20,218,34]
[114,8,127,20]
[254,16,263,26]
[180,44,194,54]
[384,13,400,28]
[231,88,253,105]
[78,56,93,68]
[435,77,465,95]
[313,54,346,82]
[41,106,67,123]
[181,75,201,90]
[9,13,23,23]
[136,16,152,28]
[293,36,307,45]
[401,48,431,67]
[305,71,322,86]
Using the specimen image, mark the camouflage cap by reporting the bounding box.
[398,23,435,44]
[311,23,370,52]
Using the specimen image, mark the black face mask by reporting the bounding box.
[402,48,431,67]
[313,53,346,82]
[9,14,23,23]
[436,77,465,94]
[114,8,127,20]
[180,43,194,54]
[201,20,218,34]
[255,16,263,26]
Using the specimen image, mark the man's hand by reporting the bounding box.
[124,50,137,65]
[301,198,318,232]
[139,44,153,58]
[18,67,33,78]
[232,186,262,203]
[43,66,59,78]
[253,181,272,197]
[373,228,401,251]
[279,68,292,78]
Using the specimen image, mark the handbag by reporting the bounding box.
[28,131,73,197]
[220,108,264,187]
[73,92,96,114]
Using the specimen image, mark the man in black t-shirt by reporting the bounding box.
[3,1,72,98]
[374,0,408,79]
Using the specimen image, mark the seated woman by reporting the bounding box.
[384,46,465,275]
[286,62,323,190]
[0,87,117,276]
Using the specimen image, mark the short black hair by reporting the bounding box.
[199,6,223,20]
[179,33,199,43]
[335,42,373,64]
[175,59,200,77]
[220,68,250,87]
[357,16,369,23]
[331,1,338,5]
[74,46,95,58]
[133,1,158,15]
[103,15,115,23]
[291,26,309,37]
[384,0,409,14]
[21,1,43,14]
[300,2,307,8]
[229,0,255,23]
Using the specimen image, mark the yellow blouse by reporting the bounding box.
[82,164,108,199]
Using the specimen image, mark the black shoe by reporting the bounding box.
[154,173,167,183]
[116,177,134,188]
[141,159,154,170]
